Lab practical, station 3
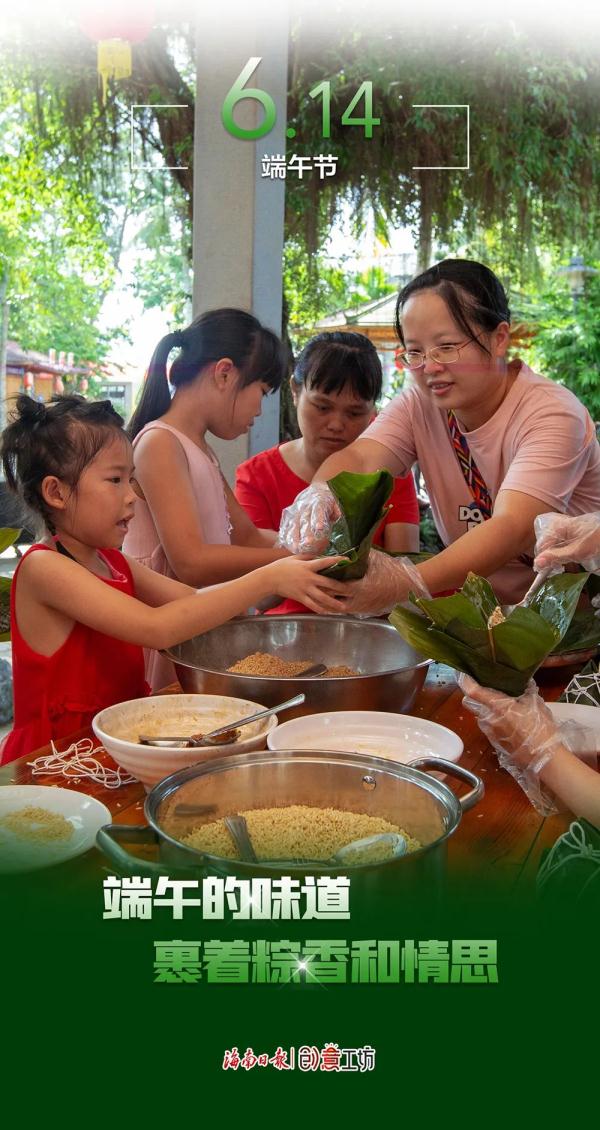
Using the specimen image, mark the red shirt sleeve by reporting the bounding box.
[384,472,420,526]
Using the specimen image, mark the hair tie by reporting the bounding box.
[172,330,185,348]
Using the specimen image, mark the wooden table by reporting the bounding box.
[0,666,578,888]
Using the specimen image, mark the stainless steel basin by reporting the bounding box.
[163,615,429,718]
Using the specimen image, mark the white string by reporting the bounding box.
[536,820,600,893]
[27,738,137,790]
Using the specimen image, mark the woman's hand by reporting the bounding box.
[342,552,430,617]
[277,483,341,553]
[263,554,348,614]
[458,674,562,814]
[534,512,600,572]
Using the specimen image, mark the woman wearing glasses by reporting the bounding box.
[278,258,600,614]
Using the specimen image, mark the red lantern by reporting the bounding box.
[79,2,156,103]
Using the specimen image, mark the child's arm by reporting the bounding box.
[132,429,286,583]
[20,550,348,652]
[124,558,196,605]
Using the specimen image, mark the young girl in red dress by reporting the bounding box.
[0,395,347,763]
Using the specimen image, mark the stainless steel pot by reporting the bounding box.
[162,615,429,718]
[97,750,483,894]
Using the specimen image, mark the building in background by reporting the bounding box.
[5,341,136,416]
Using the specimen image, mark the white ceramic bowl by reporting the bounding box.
[0,785,111,874]
[93,694,277,790]
[548,702,600,767]
[267,710,464,766]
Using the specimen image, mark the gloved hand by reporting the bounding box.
[342,552,431,618]
[277,483,341,554]
[534,512,600,573]
[458,674,562,814]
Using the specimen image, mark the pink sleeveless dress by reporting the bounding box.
[123,420,232,690]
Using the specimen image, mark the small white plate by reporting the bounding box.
[268,710,464,765]
[0,786,111,874]
[548,702,600,766]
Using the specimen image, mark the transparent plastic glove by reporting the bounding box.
[276,483,342,554]
[342,552,431,618]
[458,674,561,815]
[534,512,600,573]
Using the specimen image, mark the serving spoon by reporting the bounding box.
[139,692,306,747]
[223,819,408,867]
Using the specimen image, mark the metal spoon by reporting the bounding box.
[298,663,328,677]
[501,567,552,618]
[263,832,408,868]
[224,814,258,862]
[139,692,306,747]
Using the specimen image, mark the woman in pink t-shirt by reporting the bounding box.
[278,259,600,612]
[234,332,420,613]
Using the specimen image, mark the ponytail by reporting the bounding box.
[127,332,181,441]
[127,309,286,441]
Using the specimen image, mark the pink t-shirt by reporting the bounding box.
[123,420,232,690]
[363,362,600,602]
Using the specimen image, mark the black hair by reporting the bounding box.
[1,394,126,535]
[396,259,511,357]
[128,308,287,440]
[292,332,382,402]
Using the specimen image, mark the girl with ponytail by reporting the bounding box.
[124,308,298,689]
[0,394,347,763]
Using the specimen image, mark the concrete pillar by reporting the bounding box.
[192,5,289,484]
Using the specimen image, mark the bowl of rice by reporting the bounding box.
[0,785,110,874]
[163,615,429,717]
[92,693,277,790]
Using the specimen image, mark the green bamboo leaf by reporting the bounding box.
[528,571,589,636]
[390,570,588,695]
[321,470,394,580]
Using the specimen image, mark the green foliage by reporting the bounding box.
[0,78,124,365]
[286,18,599,278]
[526,276,600,420]
[129,184,192,325]
[2,15,599,379]
[284,240,395,348]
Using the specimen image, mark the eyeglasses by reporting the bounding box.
[397,338,477,370]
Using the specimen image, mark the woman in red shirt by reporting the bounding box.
[235,331,420,613]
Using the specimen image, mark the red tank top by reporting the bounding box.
[1,544,150,764]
